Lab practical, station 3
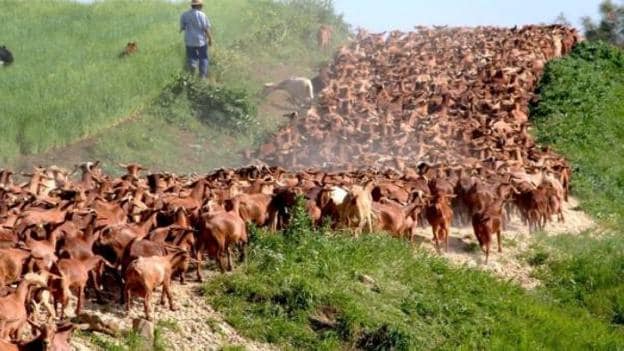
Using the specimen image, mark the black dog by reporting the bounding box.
[0,45,14,65]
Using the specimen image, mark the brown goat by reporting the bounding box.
[0,278,45,340]
[317,25,333,50]
[49,256,109,319]
[471,201,504,264]
[425,194,454,252]
[123,251,189,321]
[198,199,248,275]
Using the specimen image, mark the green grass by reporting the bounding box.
[532,41,624,226]
[204,229,624,350]
[203,201,624,351]
[528,233,624,327]
[1,0,348,165]
[523,40,624,331]
[86,329,168,351]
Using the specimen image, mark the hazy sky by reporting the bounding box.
[333,0,602,31]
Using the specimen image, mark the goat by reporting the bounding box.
[425,194,454,252]
[0,277,45,340]
[317,25,333,50]
[471,200,504,264]
[198,199,248,275]
[49,256,110,319]
[123,251,189,321]
[262,77,314,107]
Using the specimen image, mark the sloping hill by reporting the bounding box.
[0,1,181,159]
[1,0,347,166]
[533,41,624,226]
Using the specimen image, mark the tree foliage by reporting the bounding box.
[582,0,624,46]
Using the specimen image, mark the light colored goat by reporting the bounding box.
[262,77,314,107]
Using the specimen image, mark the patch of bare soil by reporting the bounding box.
[412,197,594,289]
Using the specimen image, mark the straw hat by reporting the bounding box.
[191,0,203,5]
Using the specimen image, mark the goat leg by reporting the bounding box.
[227,247,233,272]
[431,226,440,252]
[164,279,177,311]
[76,285,85,316]
[217,251,227,274]
[145,292,152,321]
[124,286,131,313]
[195,251,204,282]
[238,242,247,264]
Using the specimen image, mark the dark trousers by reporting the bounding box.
[186,45,209,78]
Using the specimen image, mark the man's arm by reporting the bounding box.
[205,29,213,46]
[204,16,212,46]
[179,14,186,33]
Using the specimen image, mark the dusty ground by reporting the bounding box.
[69,269,274,351]
[413,197,595,288]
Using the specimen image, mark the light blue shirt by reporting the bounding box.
[180,9,211,47]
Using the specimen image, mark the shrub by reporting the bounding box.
[159,73,258,132]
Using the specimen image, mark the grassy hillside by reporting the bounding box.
[532,41,624,226]
[525,40,624,329]
[204,216,624,350]
[1,0,347,165]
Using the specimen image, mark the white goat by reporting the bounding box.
[262,77,314,107]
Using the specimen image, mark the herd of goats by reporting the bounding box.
[0,25,580,349]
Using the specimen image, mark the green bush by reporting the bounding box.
[159,73,257,132]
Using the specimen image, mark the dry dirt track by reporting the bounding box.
[70,270,274,351]
[414,197,594,289]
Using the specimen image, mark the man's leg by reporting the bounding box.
[186,46,199,74]
[198,45,209,79]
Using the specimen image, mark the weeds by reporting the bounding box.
[204,229,624,350]
[532,233,624,325]
[159,73,258,132]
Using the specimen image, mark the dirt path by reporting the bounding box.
[412,197,594,288]
[70,269,274,351]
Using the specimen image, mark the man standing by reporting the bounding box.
[180,0,213,79]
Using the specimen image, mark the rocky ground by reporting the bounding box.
[69,269,274,351]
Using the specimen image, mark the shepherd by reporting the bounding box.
[180,0,213,79]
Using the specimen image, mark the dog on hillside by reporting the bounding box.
[0,45,14,65]
[119,41,138,58]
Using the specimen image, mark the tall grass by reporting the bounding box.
[530,233,624,327]
[0,0,348,164]
[0,0,182,160]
